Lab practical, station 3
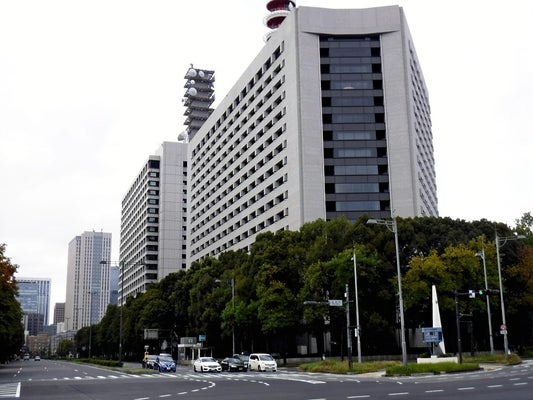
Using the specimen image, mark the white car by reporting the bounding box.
[193,357,222,372]
[248,353,277,372]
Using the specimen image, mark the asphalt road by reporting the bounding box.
[0,358,531,399]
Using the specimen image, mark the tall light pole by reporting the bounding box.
[231,277,235,355]
[88,289,95,358]
[495,233,525,356]
[352,246,362,363]
[367,217,407,365]
[118,262,124,363]
[475,248,494,354]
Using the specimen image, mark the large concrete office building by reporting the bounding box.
[188,4,438,263]
[64,231,112,331]
[119,141,188,301]
[16,277,51,336]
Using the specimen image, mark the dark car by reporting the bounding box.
[153,355,176,372]
[220,357,247,372]
[233,353,249,369]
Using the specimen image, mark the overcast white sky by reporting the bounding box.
[1,0,532,322]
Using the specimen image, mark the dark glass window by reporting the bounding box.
[335,183,379,193]
[334,165,379,175]
[336,201,380,211]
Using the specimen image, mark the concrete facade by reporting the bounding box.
[119,141,188,301]
[186,5,437,263]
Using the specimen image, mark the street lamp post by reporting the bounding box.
[367,217,408,365]
[231,278,235,355]
[88,289,95,358]
[352,247,362,363]
[475,248,494,354]
[118,262,124,363]
[495,233,525,356]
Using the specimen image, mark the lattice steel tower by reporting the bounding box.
[183,65,215,140]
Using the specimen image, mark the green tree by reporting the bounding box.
[56,339,76,357]
[0,244,24,362]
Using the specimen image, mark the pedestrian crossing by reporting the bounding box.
[47,371,360,383]
[0,382,20,398]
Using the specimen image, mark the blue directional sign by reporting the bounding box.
[422,327,443,343]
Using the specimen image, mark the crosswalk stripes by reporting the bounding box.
[0,382,21,398]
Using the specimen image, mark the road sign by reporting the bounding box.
[329,299,343,307]
[422,327,443,343]
[500,324,508,334]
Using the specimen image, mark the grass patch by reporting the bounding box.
[464,353,521,365]
[298,359,492,376]
[63,358,157,374]
[385,362,479,376]
[299,359,400,374]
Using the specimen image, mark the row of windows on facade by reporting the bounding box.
[121,164,186,219]
[190,162,286,235]
[322,96,384,108]
[121,191,187,246]
[324,182,389,194]
[123,160,161,200]
[192,70,285,164]
[121,198,162,248]
[191,185,287,240]
[121,174,161,223]
[192,43,284,158]
[191,89,285,191]
[191,139,285,216]
[191,121,285,207]
[191,208,289,257]
[326,200,390,213]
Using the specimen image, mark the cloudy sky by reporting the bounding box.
[1,0,532,322]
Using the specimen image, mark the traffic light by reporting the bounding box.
[478,289,500,296]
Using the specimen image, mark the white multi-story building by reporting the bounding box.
[64,231,111,331]
[187,5,438,263]
[119,141,188,302]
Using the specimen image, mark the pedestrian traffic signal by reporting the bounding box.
[478,289,500,296]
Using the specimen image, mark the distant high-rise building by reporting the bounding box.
[53,302,65,325]
[119,141,188,302]
[64,231,111,331]
[187,5,438,263]
[16,277,51,336]
[109,265,119,305]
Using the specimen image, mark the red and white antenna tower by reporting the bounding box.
[264,0,296,42]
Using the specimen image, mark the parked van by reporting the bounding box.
[248,353,277,372]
